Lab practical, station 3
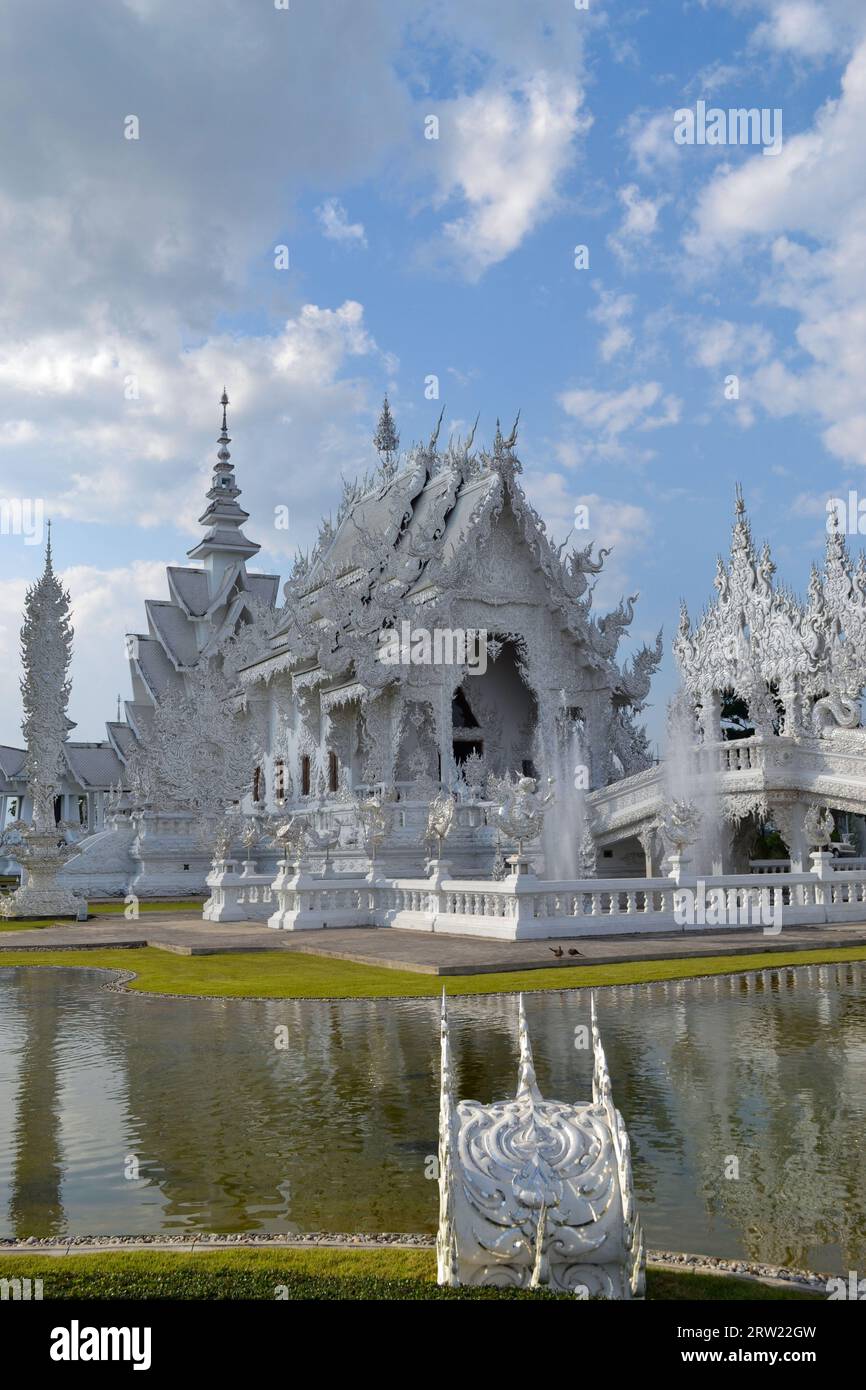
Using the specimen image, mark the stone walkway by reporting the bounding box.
[2,913,865,975]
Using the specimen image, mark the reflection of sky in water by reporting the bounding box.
[0,962,864,1272]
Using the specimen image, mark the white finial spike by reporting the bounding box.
[516,993,541,1100]
[437,985,459,1287]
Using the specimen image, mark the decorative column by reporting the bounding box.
[773,802,810,873]
[0,532,86,920]
[698,689,721,743]
[436,682,458,790]
[637,825,659,877]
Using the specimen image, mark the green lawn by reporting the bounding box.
[0,942,864,999]
[0,919,60,932]
[89,900,206,915]
[0,899,205,930]
[0,1248,821,1300]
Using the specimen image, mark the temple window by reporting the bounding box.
[275,758,285,802]
[301,755,311,797]
[328,750,338,793]
[253,766,263,802]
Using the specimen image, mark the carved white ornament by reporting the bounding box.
[437,991,644,1297]
[674,488,866,740]
[803,804,834,847]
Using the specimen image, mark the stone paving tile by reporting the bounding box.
[1,917,865,975]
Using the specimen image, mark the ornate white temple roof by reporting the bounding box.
[238,413,662,744]
[103,392,280,771]
[674,487,866,736]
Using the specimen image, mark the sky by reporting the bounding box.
[1,0,866,751]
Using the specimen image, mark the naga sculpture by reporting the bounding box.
[437,991,644,1298]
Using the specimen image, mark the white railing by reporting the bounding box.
[200,848,866,940]
[203,861,274,922]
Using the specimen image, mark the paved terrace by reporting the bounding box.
[2,912,866,975]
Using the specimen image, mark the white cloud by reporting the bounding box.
[316,199,367,247]
[683,318,773,369]
[682,39,866,466]
[608,184,666,263]
[750,1,846,58]
[431,75,590,280]
[0,300,387,548]
[590,288,636,362]
[708,0,866,61]
[523,471,652,609]
[625,110,682,175]
[559,381,682,438]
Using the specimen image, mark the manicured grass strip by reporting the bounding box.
[0,900,205,930]
[0,943,864,999]
[0,919,58,932]
[89,900,205,915]
[0,1249,821,1300]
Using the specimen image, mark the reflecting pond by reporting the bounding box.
[0,961,864,1273]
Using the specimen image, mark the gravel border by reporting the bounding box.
[0,1233,830,1292]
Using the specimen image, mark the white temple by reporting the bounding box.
[30,394,663,901]
[8,395,866,936]
[588,488,866,877]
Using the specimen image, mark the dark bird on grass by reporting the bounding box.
[567,948,582,957]
[549,946,564,958]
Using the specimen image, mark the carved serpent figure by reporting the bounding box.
[812,692,861,734]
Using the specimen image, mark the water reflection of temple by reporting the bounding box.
[587,963,866,1270]
[0,963,864,1269]
[1,969,66,1237]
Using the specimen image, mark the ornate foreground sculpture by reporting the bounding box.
[0,533,86,920]
[437,991,644,1298]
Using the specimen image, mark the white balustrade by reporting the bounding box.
[201,850,866,940]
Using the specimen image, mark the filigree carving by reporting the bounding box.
[437,992,644,1298]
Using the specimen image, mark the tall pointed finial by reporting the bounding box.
[437,985,459,1287]
[188,387,260,570]
[373,394,400,466]
[503,410,521,451]
[429,404,446,452]
[116,694,122,723]
[516,993,541,1101]
[45,519,53,572]
[217,389,231,465]
[590,990,613,1116]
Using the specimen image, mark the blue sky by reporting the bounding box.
[1,0,865,749]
